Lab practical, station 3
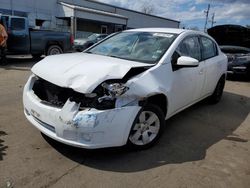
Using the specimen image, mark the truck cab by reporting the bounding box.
[1,15,30,54]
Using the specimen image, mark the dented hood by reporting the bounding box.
[32,53,150,93]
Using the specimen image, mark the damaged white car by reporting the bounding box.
[23,28,227,149]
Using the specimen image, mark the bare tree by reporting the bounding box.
[140,1,155,14]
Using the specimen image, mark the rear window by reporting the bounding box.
[11,18,25,31]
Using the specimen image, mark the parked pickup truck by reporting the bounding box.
[0,15,73,58]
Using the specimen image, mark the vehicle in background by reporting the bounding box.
[0,15,73,58]
[73,33,108,52]
[220,46,250,78]
[208,25,250,78]
[23,28,227,150]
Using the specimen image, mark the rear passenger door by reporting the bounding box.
[200,36,220,96]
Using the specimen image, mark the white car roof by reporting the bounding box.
[125,28,186,34]
[125,28,207,36]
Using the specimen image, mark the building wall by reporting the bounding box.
[0,0,179,33]
[116,8,179,29]
[0,0,58,28]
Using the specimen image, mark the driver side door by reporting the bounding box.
[168,36,205,115]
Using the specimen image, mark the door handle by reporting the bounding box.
[199,69,204,75]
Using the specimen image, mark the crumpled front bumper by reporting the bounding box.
[23,75,141,149]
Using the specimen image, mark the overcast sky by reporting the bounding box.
[97,0,250,29]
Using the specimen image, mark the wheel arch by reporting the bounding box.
[141,93,168,118]
[45,41,64,54]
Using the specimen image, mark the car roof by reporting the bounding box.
[125,28,188,34]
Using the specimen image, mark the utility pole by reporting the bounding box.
[204,4,210,32]
[10,0,14,15]
[211,13,216,27]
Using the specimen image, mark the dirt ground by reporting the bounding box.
[0,57,250,188]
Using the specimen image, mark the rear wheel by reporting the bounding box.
[46,45,63,56]
[127,104,165,149]
[209,76,225,104]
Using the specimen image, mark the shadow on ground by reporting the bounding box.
[0,131,8,161]
[43,91,250,172]
[0,56,42,71]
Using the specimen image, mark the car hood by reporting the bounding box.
[32,53,151,93]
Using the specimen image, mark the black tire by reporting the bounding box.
[46,45,63,56]
[127,104,165,150]
[209,76,225,104]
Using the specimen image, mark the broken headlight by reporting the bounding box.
[98,82,129,103]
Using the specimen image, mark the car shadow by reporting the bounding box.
[43,91,250,172]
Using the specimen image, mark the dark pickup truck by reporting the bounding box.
[0,15,73,58]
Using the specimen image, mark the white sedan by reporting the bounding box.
[23,28,227,149]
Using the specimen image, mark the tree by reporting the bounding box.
[140,2,155,14]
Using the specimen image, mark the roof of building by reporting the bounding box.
[60,2,128,20]
[69,0,180,23]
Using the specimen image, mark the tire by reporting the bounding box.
[127,104,165,149]
[209,76,225,104]
[46,45,63,56]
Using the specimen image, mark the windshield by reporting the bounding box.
[87,32,177,64]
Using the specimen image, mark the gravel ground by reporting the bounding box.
[0,57,250,188]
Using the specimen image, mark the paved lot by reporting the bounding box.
[0,57,250,188]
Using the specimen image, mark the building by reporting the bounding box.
[0,0,180,38]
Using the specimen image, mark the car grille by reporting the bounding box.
[32,78,115,110]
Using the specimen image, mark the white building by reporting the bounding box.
[0,0,180,38]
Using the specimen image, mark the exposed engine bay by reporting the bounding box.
[32,77,117,110]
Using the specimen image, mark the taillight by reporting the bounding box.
[7,28,11,34]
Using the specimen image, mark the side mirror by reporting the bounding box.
[176,56,199,67]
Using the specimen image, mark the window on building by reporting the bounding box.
[36,19,45,27]
[101,25,107,34]
[10,18,25,31]
[115,25,123,32]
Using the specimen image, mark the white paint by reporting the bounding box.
[177,56,199,66]
[31,52,152,93]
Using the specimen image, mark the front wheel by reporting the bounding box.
[127,104,165,149]
[46,45,63,56]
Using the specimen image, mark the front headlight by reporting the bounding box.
[98,82,129,103]
[102,83,129,97]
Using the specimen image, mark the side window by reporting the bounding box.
[11,18,25,31]
[201,37,217,60]
[176,37,201,61]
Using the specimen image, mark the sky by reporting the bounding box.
[96,0,250,30]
